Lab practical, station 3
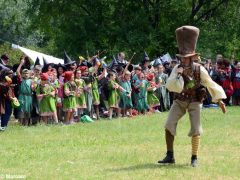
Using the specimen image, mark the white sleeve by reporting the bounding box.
[200,66,226,102]
[166,65,184,93]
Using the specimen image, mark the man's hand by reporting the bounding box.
[20,58,25,65]
[177,67,183,75]
[218,100,226,114]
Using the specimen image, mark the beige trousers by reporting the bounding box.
[165,99,203,137]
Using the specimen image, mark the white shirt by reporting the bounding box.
[166,64,226,102]
[0,59,7,65]
[117,59,128,65]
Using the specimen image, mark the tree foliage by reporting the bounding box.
[0,0,44,65]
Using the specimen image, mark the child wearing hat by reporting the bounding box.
[49,69,60,89]
[63,71,77,124]
[17,59,34,125]
[36,73,58,124]
[146,73,160,112]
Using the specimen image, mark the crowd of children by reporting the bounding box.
[0,52,239,131]
[0,52,173,130]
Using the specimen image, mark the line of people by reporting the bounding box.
[0,52,239,131]
[202,55,240,106]
[0,52,173,131]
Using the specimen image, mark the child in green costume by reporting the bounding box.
[107,72,124,119]
[146,73,160,112]
[89,67,100,119]
[134,72,149,114]
[36,73,58,124]
[17,58,34,125]
[63,71,77,124]
[75,69,87,119]
[119,71,133,117]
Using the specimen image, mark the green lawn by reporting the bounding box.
[0,107,239,179]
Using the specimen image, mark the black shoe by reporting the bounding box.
[191,156,198,167]
[158,151,175,164]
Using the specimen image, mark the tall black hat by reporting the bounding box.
[122,64,134,72]
[144,51,150,61]
[64,50,75,65]
[153,58,162,67]
[108,56,119,70]
[42,57,56,72]
[79,60,92,68]
[43,57,48,67]
[34,57,41,67]
[41,57,48,72]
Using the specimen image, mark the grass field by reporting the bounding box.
[0,107,239,179]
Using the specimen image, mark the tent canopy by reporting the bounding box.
[12,44,64,65]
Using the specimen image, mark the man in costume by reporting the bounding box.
[158,26,227,167]
[117,52,128,65]
[0,54,12,70]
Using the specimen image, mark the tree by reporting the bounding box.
[23,0,240,61]
[0,0,45,65]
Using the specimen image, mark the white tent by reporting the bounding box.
[161,53,172,63]
[12,44,64,65]
[150,53,172,65]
